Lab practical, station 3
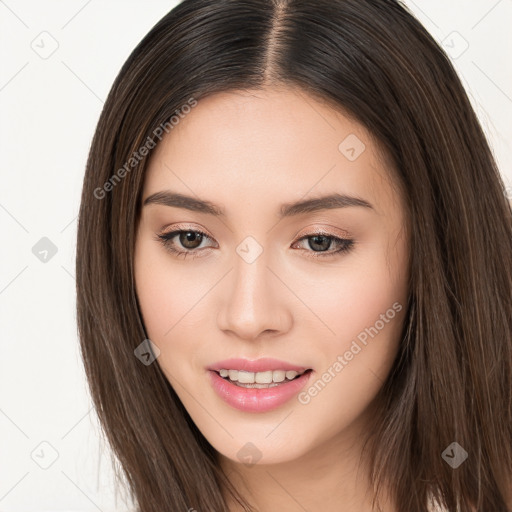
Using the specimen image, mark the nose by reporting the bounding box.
[216,252,292,341]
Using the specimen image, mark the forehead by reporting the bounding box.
[143,86,396,218]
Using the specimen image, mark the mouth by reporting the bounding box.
[207,367,314,413]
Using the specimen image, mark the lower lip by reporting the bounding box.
[208,369,313,413]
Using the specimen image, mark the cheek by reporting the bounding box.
[291,263,406,447]
[134,238,216,377]
[134,241,175,339]
[294,242,407,349]
[293,237,407,403]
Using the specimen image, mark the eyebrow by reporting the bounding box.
[143,190,374,218]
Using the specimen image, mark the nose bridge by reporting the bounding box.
[217,241,290,339]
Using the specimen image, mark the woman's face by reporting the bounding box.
[134,86,409,468]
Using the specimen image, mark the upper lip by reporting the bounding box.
[207,358,311,373]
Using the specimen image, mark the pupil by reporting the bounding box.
[180,231,202,249]
[309,235,330,251]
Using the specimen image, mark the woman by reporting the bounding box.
[76,0,512,510]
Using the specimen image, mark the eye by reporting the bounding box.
[155,227,216,259]
[291,232,354,259]
[155,226,354,260]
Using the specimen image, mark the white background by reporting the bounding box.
[1,1,511,511]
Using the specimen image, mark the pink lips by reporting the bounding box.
[207,358,313,413]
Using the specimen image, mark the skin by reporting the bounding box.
[134,86,410,511]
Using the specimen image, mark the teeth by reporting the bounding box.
[218,369,305,384]
[255,370,273,384]
[273,370,285,383]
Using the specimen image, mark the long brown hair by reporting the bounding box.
[75,0,512,510]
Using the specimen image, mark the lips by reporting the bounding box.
[208,368,314,413]
[207,357,310,373]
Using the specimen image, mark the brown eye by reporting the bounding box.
[156,228,215,259]
[178,231,204,249]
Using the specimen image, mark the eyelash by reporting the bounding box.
[155,226,354,260]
